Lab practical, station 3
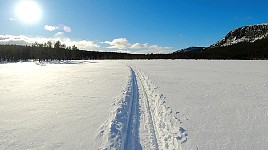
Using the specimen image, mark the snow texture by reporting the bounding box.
[126,60,268,149]
[1,60,268,150]
[0,61,129,150]
[97,66,186,149]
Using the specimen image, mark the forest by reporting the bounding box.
[0,37,268,62]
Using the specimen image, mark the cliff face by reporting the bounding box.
[212,23,268,47]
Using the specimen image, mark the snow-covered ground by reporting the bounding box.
[0,61,129,149]
[1,60,268,150]
[126,60,268,150]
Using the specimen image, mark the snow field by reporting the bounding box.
[1,60,267,150]
[125,60,268,150]
[0,61,129,150]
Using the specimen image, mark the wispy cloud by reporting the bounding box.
[54,32,64,38]
[9,18,16,21]
[104,38,174,54]
[44,24,72,32]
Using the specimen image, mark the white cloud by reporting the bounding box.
[104,38,174,54]
[134,45,174,54]
[131,43,148,49]
[44,25,72,33]
[0,35,100,51]
[104,38,131,49]
[44,25,59,31]
[0,35,35,45]
[64,39,100,50]
[0,35,174,54]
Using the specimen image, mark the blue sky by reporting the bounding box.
[0,0,268,53]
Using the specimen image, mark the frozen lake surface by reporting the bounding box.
[1,60,268,149]
[126,60,268,149]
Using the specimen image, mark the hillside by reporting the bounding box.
[171,23,268,59]
[212,23,268,47]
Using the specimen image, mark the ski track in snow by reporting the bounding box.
[2,60,267,149]
[98,65,188,150]
[124,68,142,150]
[136,68,159,150]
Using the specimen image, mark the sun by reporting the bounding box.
[16,0,41,24]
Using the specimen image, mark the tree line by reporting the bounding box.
[0,40,153,61]
[0,38,268,62]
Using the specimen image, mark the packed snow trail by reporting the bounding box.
[136,68,159,150]
[135,68,188,150]
[124,68,142,150]
[98,66,188,150]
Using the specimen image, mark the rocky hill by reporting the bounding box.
[212,23,268,47]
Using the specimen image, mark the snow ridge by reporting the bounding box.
[97,66,188,149]
[97,67,141,150]
[136,68,188,150]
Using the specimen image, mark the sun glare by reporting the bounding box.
[16,0,41,24]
